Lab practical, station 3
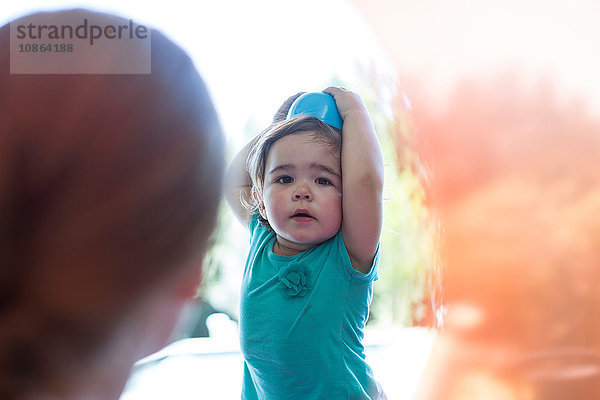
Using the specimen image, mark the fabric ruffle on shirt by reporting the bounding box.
[277,260,310,297]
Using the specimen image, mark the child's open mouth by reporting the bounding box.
[291,209,315,222]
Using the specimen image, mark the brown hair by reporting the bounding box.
[0,10,223,397]
[246,116,341,229]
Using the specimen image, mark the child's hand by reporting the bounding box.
[323,86,369,120]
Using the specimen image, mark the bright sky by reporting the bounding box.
[2,0,394,149]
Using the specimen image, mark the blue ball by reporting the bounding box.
[286,92,343,130]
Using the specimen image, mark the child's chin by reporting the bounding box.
[291,233,335,245]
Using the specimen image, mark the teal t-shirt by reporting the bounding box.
[240,216,383,399]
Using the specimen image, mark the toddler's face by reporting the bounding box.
[259,131,342,249]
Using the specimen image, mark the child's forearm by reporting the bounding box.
[225,141,253,225]
[337,98,384,272]
[341,110,384,192]
[226,142,252,188]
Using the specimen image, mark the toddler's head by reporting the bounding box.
[247,116,342,246]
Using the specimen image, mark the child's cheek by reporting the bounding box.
[265,187,287,220]
[324,195,343,223]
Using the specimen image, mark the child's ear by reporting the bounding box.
[252,190,267,221]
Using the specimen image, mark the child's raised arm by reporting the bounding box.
[225,141,253,227]
[324,87,384,274]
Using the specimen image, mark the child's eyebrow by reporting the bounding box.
[268,164,295,175]
[310,163,341,179]
[267,163,341,179]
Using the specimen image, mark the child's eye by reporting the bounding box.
[275,176,293,184]
[316,177,333,186]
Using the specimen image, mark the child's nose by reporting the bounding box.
[293,184,312,201]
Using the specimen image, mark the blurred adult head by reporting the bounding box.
[0,9,224,399]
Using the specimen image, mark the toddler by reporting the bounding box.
[226,87,385,399]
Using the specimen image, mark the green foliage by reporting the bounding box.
[196,203,230,298]
[375,134,437,326]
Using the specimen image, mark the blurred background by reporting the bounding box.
[4,0,599,398]
[350,1,600,398]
